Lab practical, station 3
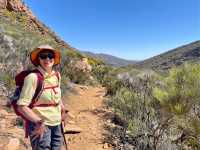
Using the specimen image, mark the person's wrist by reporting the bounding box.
[35,119,44,125]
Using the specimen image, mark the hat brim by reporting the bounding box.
[30,48,61,66]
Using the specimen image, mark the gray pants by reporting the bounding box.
[28,122,63,150]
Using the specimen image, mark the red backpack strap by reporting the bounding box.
[42,71,60,94]
[55,71,60,82]
[24,69,44,138]
[29,69,44,108]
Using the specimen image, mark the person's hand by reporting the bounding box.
[32,120,46,140]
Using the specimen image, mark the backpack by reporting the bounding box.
[10,69,44,116]
[10,69,44,137]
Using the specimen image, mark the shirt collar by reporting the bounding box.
[37,66,55,78]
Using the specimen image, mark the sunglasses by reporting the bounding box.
[39,53,55,60]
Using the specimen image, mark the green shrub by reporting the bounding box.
[153,63,200,115]
[92,65,112,84]
[153,62,200,147]
[103,76,123,95]
[60,74,70,94]
[108,87,140,120]
[0,72,15,90]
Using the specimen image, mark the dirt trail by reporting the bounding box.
[63,85,113,150]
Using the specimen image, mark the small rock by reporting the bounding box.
[107,119,111,123]
[113,140,118,146]
[67,137,72,142]
[0,109,9,116]
[124,143,135,150]
[0,119,6,129]
[4,138,20,150]
[67,120,75,124]
[90,106,95,110]
[79,136,83,141]
[67,112,75,119]
[64,125,82,134]
[103,143,109,149]
[79,85,88,90]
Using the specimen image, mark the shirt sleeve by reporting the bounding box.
[17,73,37,106]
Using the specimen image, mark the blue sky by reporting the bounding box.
[23,0,200,60]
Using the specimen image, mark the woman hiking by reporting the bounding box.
[17,45,66,150]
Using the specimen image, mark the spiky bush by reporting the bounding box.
[153,63,200,149]
[108,87,143,132]
[106,69,163,149]
[92,65,113,84]
[154,63,200,114]
[108,63,200,149]
[0,72,15,94]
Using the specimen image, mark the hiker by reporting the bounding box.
[17,45,66,150]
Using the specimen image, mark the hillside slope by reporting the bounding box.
[0,0,98,96]
[137,40,200,70]
[0,0,73,49]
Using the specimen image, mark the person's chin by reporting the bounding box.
[46,65,53,68]
[44,63,52,66]
[43,64,52,68]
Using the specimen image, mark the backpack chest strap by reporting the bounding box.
[32,103,59,107]
[43,85,59,94]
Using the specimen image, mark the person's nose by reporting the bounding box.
[46,57,50,60]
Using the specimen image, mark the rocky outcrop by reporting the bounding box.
[6,0,27,12]
[0,0,73,49]
[0,32,23,71]
[73,58,92,73]
[0,0,34,18]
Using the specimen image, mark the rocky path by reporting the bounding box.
[0,96,30,150]
[62,85,113,150]
[0,85,114,150]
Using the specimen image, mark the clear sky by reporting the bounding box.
[23,0,200,60]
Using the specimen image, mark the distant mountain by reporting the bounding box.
[137,40,200,70]
[82,51,138,67]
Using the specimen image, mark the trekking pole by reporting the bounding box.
[61,122,68,150]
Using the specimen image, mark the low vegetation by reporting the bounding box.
[103,62,200,149]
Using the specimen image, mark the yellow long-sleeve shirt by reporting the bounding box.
[17,66,62,126]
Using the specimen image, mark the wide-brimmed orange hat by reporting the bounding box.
[30,45,61,66]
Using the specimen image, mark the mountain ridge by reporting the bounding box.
[137,40,200,70]
[82,51,138,67]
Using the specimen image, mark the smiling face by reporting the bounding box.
[38,50,55,71]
